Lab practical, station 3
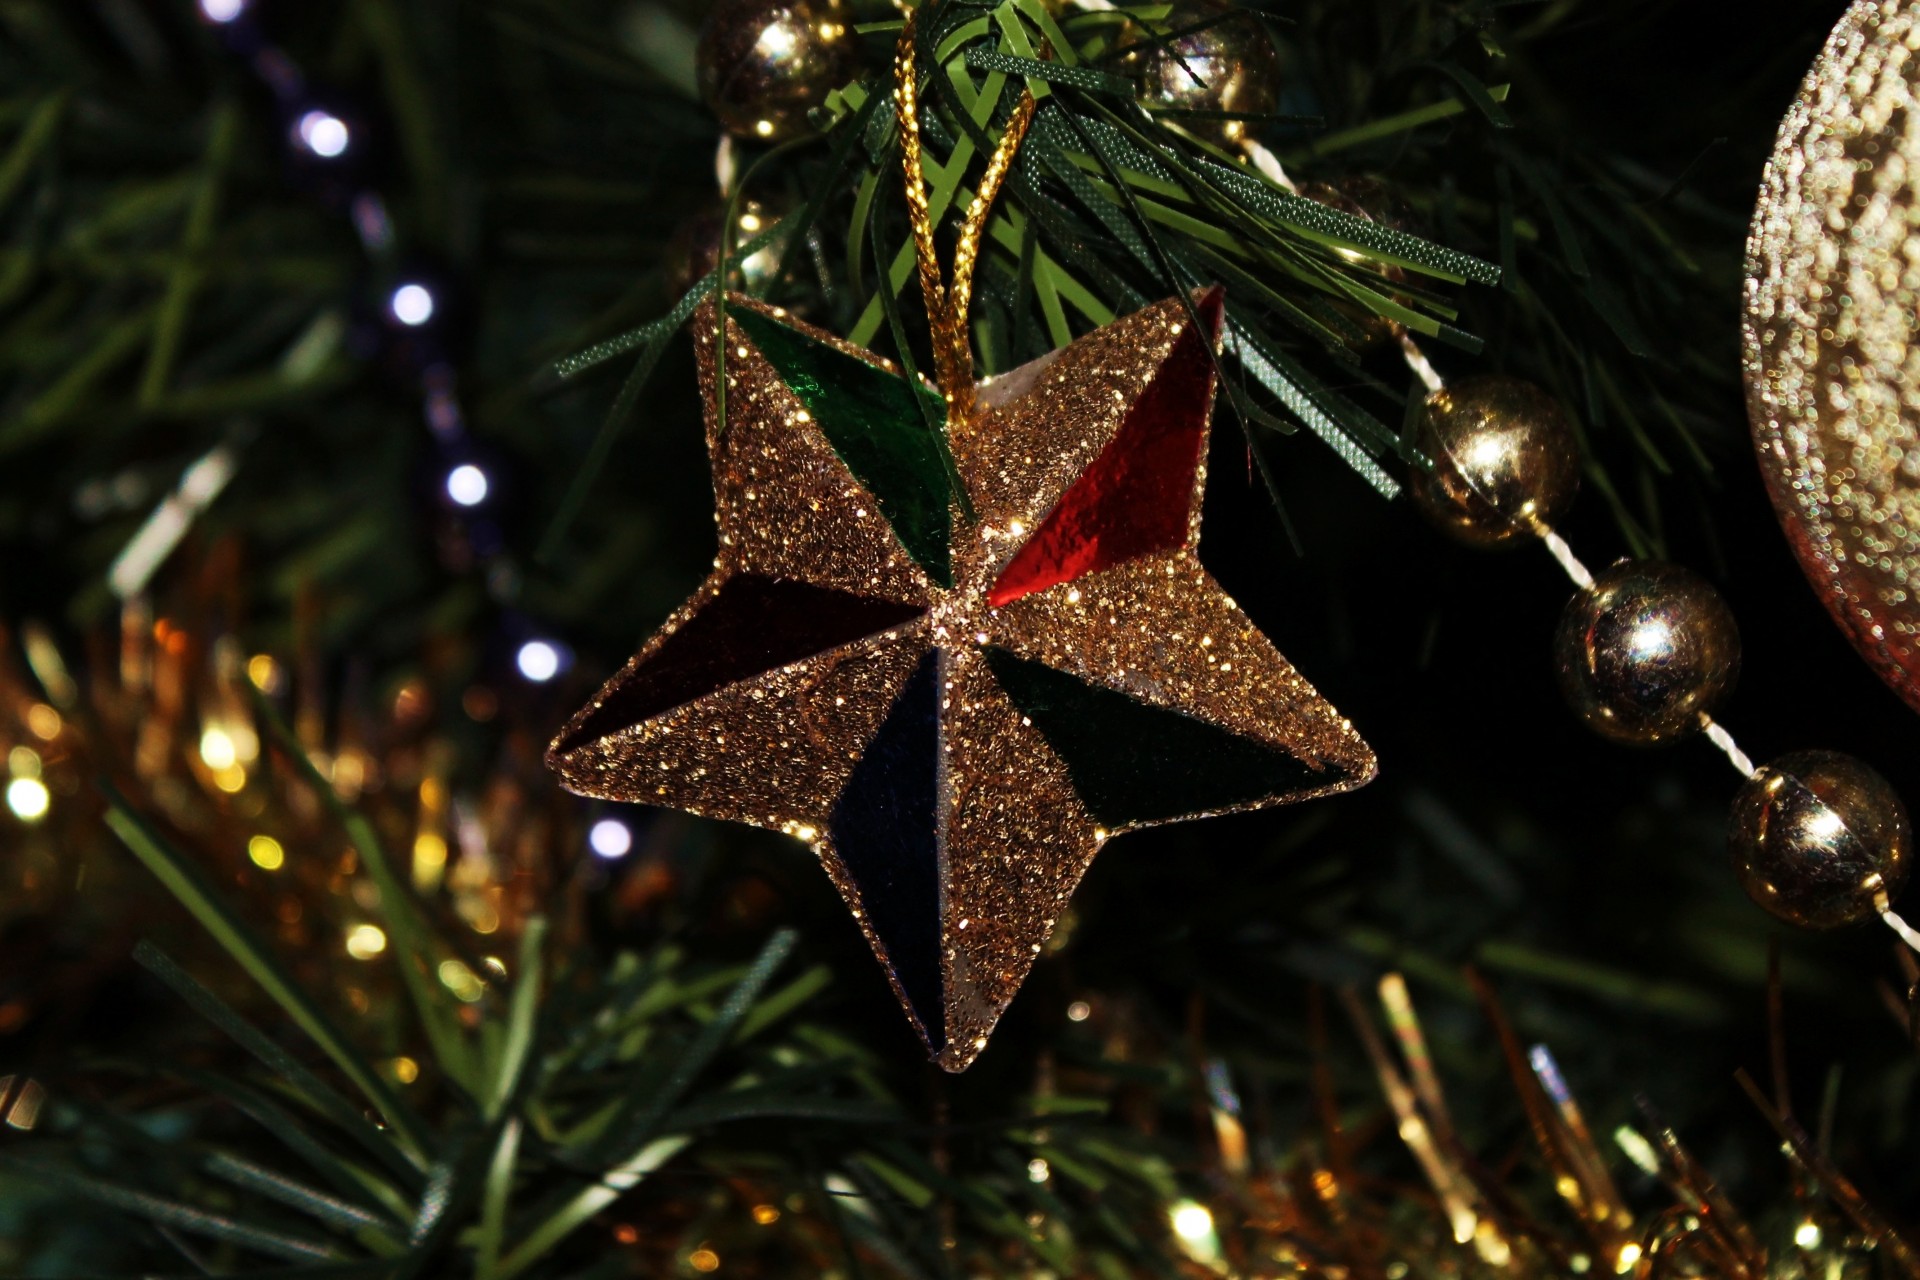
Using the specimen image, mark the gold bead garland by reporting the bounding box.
[1373,0,1920,939]
[1400,335,1917,941]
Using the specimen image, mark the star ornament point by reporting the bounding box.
[549,289,1376,1071]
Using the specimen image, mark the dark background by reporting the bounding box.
[6,0,1915,1235]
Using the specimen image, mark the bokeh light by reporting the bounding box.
[390,283,435,326]
[589,817,632,858]
[446,464,488,507]
[296,110,349,158]
[248,835,285,871]
[345,924,388,960]
[6,778,49,823]
[516,640,560,683]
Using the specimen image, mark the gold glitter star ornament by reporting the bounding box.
[547,290,1375,1071]
[1745,0,1920,715]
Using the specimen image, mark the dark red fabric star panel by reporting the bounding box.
[987,288,1224,608]
[554,575,926,753]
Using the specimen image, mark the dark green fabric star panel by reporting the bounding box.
[983,647,1343,828]
[828,649,946,1053]
[730,306,953,587]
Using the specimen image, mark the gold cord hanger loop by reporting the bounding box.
[894,6,1036,430]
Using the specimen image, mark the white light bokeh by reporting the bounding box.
[391,283,435,326]
[516,641,560,683]
[6,778,49,823]
[446,464,488,507]
[345,923,388,960]
[1170,1202,1214,1244]
[200,0,246,21]
[297,110,350,159]
[589,818,633,859]
[1167,1199,1224,1267]
[199,726,238,770]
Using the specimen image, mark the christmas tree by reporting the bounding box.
[4,0,1918,1275]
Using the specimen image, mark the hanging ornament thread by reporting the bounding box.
[894,7,1034,429]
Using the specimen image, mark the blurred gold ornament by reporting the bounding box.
[1729,750,1912,928]
[1297,176,1416,350]
[1744,0,1920,717]
[1407,375,1580,547]
[665,199,792,299]
[1553,561,1741,746]
[1124,0,1280,147]
[696,0,855,143]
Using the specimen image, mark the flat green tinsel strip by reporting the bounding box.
[1227,323,1402,498]
[550,2,1494,511]
[964,48,1133,97]
[550,220,794,381]
[1070,115,1501,286]
[1028,105,1158,279]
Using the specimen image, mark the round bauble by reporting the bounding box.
[1297,176,1416,350]
[1127,0,1281,147]
[696,0,855,143]
[1730,750,1912,928]
[1407,375,1580,547]
[664,199,790,299]
[1744,0,1920,716]
[1553,561,1740,745]
[1297,176,1416,243]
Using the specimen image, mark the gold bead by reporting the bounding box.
[696,0,856,144]
[1730,750,1912,929]
[665,199,790,299]
[1297,177,1418,351]
[1124,0,1281,147]
[1553,561,1740,745]
[1407,376,1580,547]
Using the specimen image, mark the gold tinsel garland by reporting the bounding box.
[2,557,1918,1275]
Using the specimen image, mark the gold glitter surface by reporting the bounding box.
[936,645,1097,1069]
[548,609,926,830]
[1744,0,1920,714]
[958,298,1187,552]
[697,299,932,603]
[551,291,1375,1070]
[990,553,1376,806]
